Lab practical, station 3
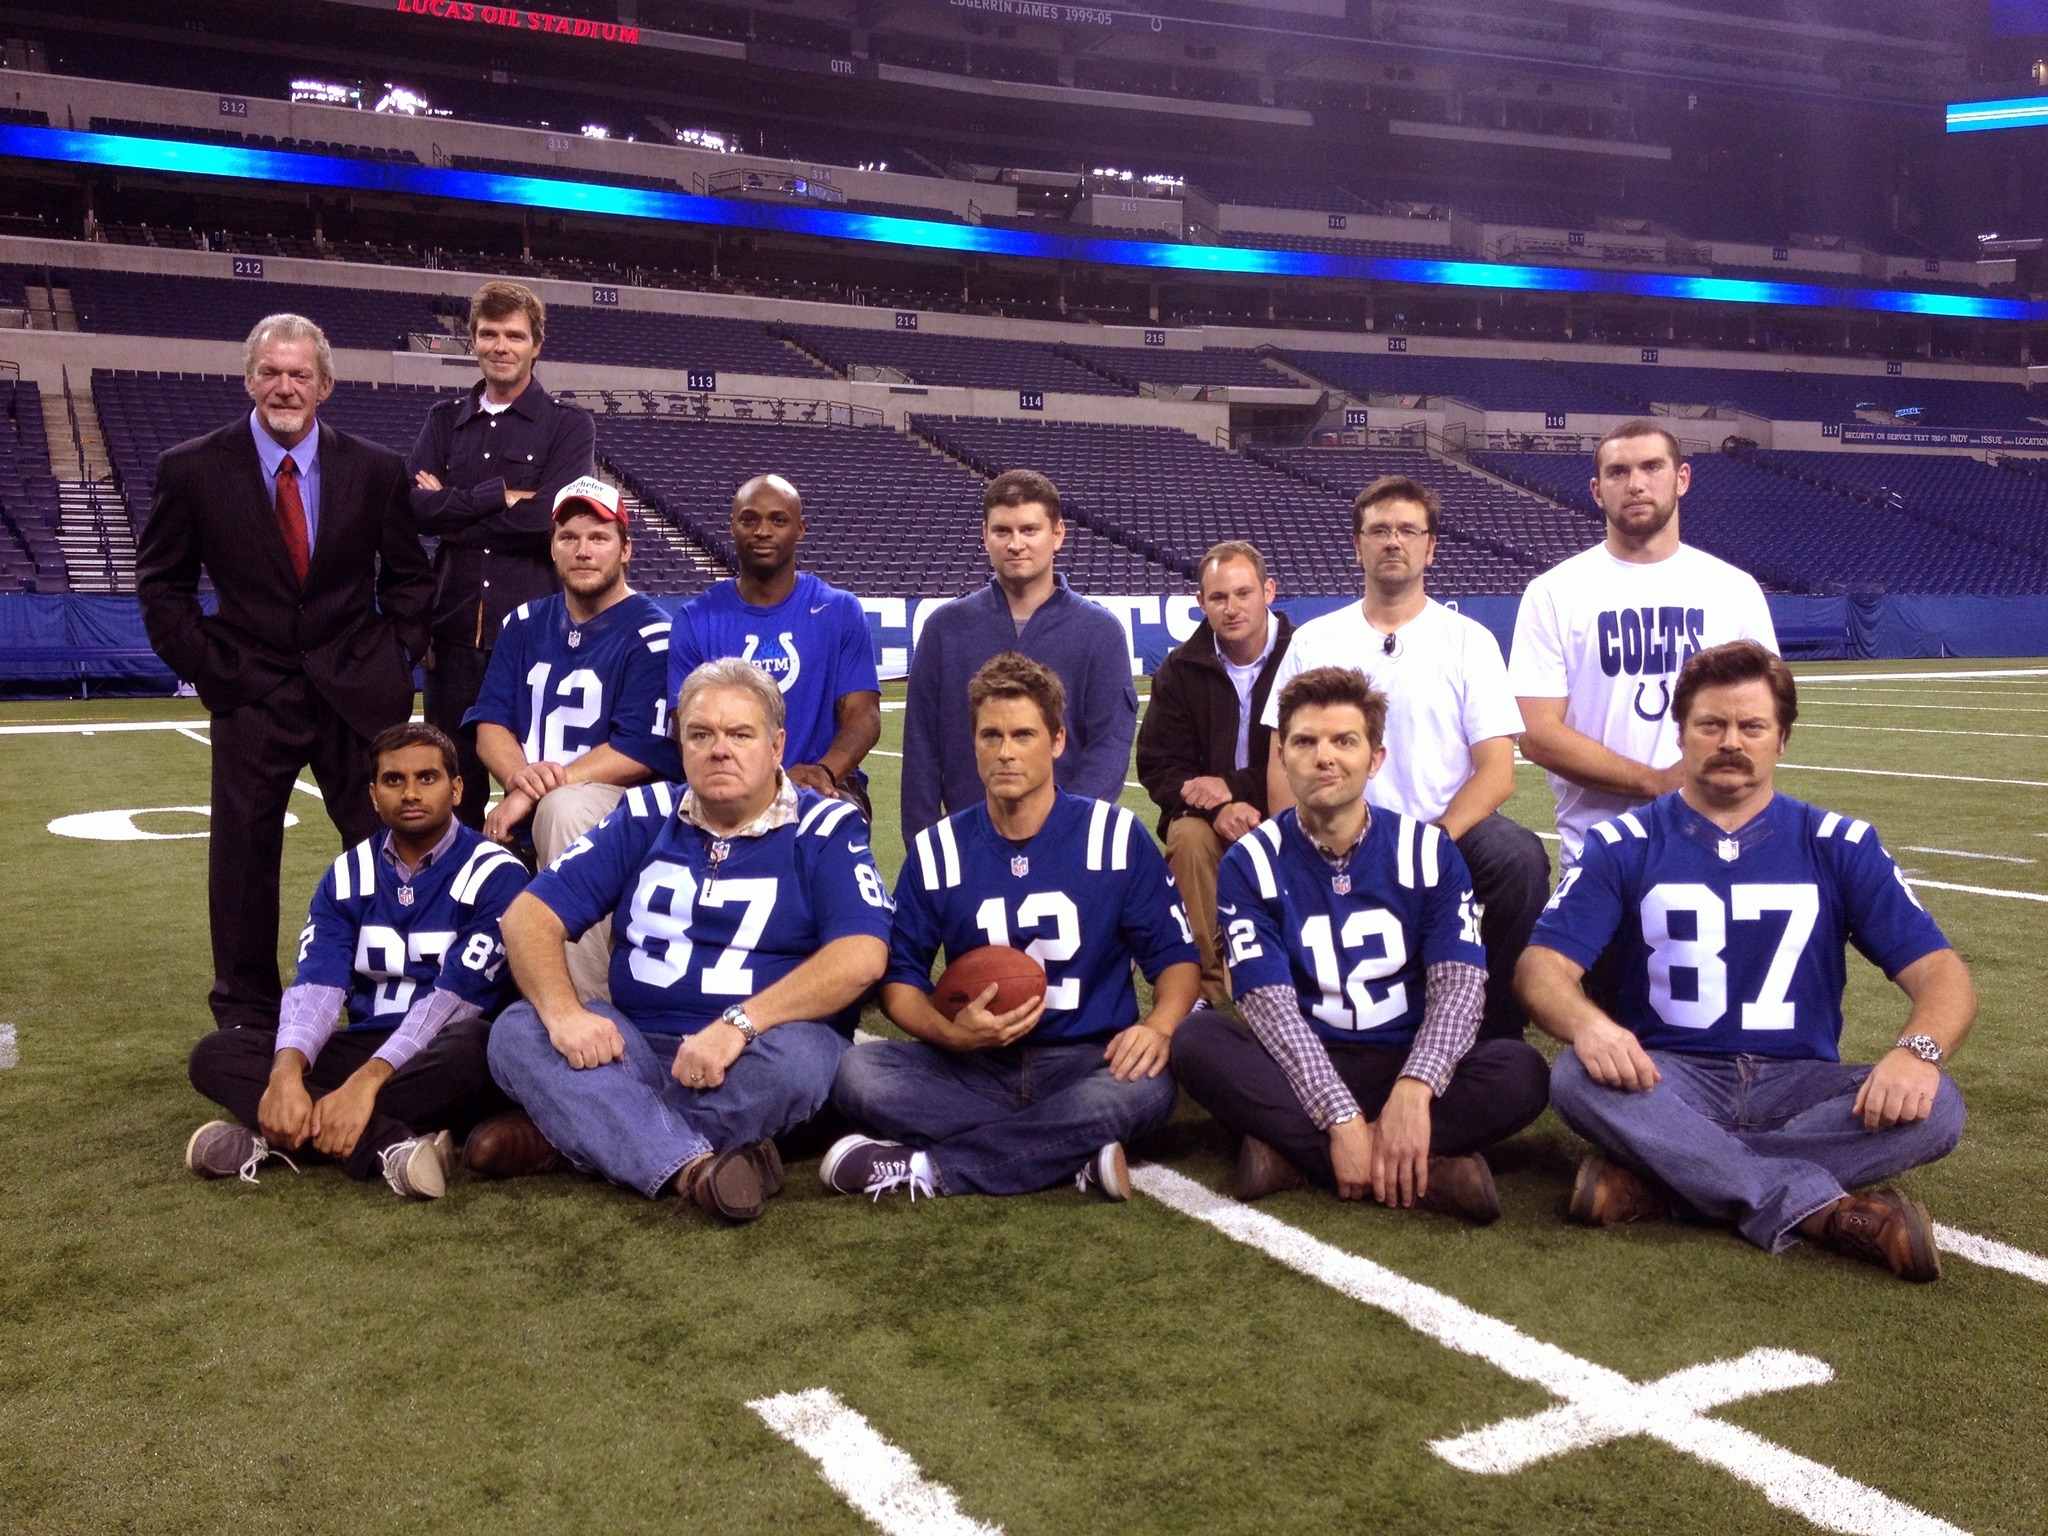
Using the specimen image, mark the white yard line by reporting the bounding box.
[1798,723,2048,741]
[1132,1164,1967,1536]
[1779,763,2048,789]
[1905,878,2048,905]
[0,717,212,736]
[173,724,324,800]
[1801,699,2048,715]
[749,1387,1003,1536]
[1795,668,2048,683]
[1930,1226,2048,1287]
[1898,846,2035,865]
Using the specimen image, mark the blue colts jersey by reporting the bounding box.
[525,781,895,1036]
[1217,810,1485,1052]
[293,826,529,1030]
[1529,791,1950,1061]
[465,590,682,780]
[667,573,881,772]
[887,793,1199,1045]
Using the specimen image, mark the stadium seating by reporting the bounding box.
[542,309,833,377]
[1755,450,2048,560]
[1060,346,1297,390]
[777,326,1132,395]
[598,415,1170,596]
[0,381,64,593]
[914,417,1535,597]
[1473,449,2048,593]
[1282,351,1632,415]
[70,271,455,352]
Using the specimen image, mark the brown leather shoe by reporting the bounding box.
[1567,1154,1670,1226]
[1811,1188,1940,1282]
[463,1110,569,1180]
[1419,1153,1501,1225]
[681,1146,767,1223]
[1234,1135,1308,1202]
[745,1137,785,1199]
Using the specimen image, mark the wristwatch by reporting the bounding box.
[1894,1033,1944,1065]
[720,1004,759,1046]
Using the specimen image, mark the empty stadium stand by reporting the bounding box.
[1061,346,1298,391]
[1754,450,2048,561]
[1283,351,1634,415]
[0,381,64,593]
[542,309,833,377]
[777,326,1132,395]
[69,271,455,352]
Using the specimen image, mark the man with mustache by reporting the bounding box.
[1508,422,1776,872]
[1517,641,1974,1282]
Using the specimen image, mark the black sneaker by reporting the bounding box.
[820,1134,937,1200]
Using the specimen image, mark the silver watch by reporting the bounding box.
[1894,1033,1944,1065]
[721,1005,758,1046]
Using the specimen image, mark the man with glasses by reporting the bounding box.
[1261,476,1546,1041]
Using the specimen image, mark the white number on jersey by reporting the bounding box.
[973,892,1083,1010]
[624,861,781,993]
[523,661,604,765]
[855,864,892,910]
[1640,881,1819,1031]
[1299,910,1408,1031]
[1225,917,1262,967]
[355,925,456,1015]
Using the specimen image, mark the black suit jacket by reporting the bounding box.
[137,415,435,737]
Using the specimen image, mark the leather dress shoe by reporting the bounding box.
[463,1110,569,1180]
[1234,1135,1308,1201]
[680,1145,767,1223]
[1811,1188,1940,1282]
[1567,1154,1670,1226]
[1419,1153,1501,1224]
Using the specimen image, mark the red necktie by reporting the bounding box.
[274,454,310,584]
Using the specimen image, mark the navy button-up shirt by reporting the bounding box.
[406,373,595,648]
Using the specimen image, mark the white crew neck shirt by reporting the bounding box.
[1507,540,1776,866]
[1220,623,1278,771]
[1261,597,1522,824]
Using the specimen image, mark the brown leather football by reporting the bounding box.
[932,945,1048,1021]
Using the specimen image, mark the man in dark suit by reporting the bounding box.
[138,313,434,1032]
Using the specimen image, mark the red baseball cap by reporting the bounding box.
[553,475,629,529]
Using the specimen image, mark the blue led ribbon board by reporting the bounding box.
[1947,95,2048,134]
[2,125,2037,320]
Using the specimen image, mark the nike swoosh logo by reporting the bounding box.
[811,604,829,613]
[847,842,870,853]
[1218,902,1238,915]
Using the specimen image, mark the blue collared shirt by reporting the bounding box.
[248,409,322,552]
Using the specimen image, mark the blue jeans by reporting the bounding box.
[832,1039,1179,1196]
[1549,1049,1966,1252]
[488,1000,848,1199]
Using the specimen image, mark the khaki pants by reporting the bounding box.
[531,781,627,1003]
[1164,815,1233,1009]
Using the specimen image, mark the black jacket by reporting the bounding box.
[1135,611,1295,838]
[138,416,433,737]
[406,373,594,648]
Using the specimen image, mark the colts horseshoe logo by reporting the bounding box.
[1632,679,1671,722]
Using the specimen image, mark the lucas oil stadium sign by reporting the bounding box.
[1839,425,2048,449]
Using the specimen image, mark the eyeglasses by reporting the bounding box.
[1360,523,1432,542]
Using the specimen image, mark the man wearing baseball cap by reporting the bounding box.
[463,476,681,1009]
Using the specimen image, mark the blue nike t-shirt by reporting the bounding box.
[668,573,880,772]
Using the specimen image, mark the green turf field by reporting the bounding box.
[2,660,2045,1535]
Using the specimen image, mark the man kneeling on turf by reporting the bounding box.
[1518,641,1973,1281]
[485,658,892,1222]
[826,653,1201,1201]
[186,723,529,1198]
[1172,667,1549,1220]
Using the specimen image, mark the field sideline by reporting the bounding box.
[2,658,2045,1535]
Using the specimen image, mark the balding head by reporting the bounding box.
[734,474,803,519]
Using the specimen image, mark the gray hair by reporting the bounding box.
[675,657,786,737]
[243,313,334,384]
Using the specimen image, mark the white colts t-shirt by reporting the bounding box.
[1508,541,1776,866]
[1261,598,1523,824]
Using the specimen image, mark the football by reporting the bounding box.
[932,945,1048,1021]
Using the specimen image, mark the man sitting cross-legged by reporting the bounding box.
[484,658,893,1222]
[1518,641,1974,1281]
[1172,667,1549,1221]
[826,652,1201,1202]
[186,723,528,1198]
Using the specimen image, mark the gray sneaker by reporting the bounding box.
[1076,1142,1132,1202]
[185,1120,295,1184]
[379,1129,455,1200]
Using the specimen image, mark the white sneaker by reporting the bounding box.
[1076,1142,1131,1201]
[379,1129,454,1200]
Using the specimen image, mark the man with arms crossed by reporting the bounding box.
[1519,642,1971,1281]
[1510,421,1776,871]
[1265,477,1547,1040]
[486,659,893,1222]
[902,470,1137,838]
[1178,668,1548,1216]
[669,473,881,816]
[464,477,679,1003]
[186,724,527,1198]
[1137,540,1295,1008]
[411,281,595,828]
[139,313,432,1034]
[827,653,1200,1202]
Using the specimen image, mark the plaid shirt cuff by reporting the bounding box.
[1238,984,1362,1130]
[1399,961,1486,1097]
[371,988,482,1074]
[274,983,346,1067]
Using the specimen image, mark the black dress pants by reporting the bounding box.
[1170,1012,1550,1190]
[423,641,494,830]
[1454,812,1552,1041]
[207,675,385,1031]
[187,1016,507,1181]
